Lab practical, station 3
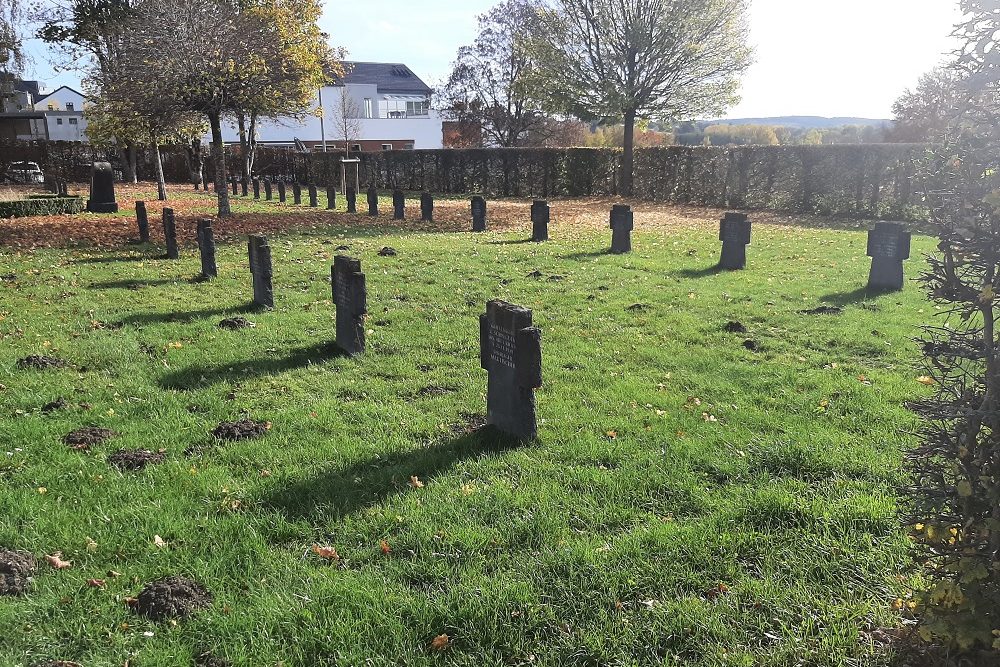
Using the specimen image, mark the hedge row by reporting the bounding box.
[0,196,85,218]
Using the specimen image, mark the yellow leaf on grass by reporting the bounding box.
[153,535,168,548]
[430,634,450,651]
[45,553,72,569]
[408,476,425,489]
[311,544,340,561]
[916,376,935,386]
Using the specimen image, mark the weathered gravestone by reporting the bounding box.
[162,208,179,260]
[252,178,260,199]
[202,171,209,191]
[331,255,367,356]
[292,183,302,205]
[264,179,272,201]
[308,184,318,207]
[420,192,434,222]
[248,235,274,308]
[531,200,549,242]
[609,204,633,254]
[718,212,751,270]
[480,300,542,440]
[278,181,286,203]
[326,185,336,210]
[346,186,357,213]
[86,162,118,213]
[196,218,218,279]
[241,178,248,197]
[471,196,486,232]
[135,201,150,243]
[392,189,405,220]
[866,221,911,291]
[367,184,379,216]
[231,177,238,196]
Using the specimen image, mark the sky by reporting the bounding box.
[21,0,964,120]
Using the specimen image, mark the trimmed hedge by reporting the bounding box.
[0,196,85,218]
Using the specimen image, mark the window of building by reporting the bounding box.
[405,100,429,117]
[65,102,74,111]
[351,143,362,153]
[56,118,63,125]
[68,118,78,125]
[381,144,392,151]
[380,97,431,119]
[364,98,373,119]
[47,103,55,110]
[403,143,415,150]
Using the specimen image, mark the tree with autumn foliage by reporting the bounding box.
[102,0,335,216]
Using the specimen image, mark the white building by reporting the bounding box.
[37,87,89,142]
[220,62,442,151]
[0,79,89,142]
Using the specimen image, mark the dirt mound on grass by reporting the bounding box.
[62,427,116,451]
[41,397,69,413]
[108,449,166,471]
[723,320,747,333]
[132,576,212,621]
[17,355,68,370]
[799,305,843,315]
[211,419,269,441]
[218,317,255,330]
[0,548,36,596]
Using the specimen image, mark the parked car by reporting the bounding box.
[4,161,45,184]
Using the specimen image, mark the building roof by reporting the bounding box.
[34,85,88,104]
[333,62,432,95]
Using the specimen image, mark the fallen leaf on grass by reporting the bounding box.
[45,553,72,569]
[408,475,425,489]
[430,634,450,651]
[86,578,106,588]
[916,376,936,386]
[380,540,392,554]
[152,535,168,548]
[311,544,340,561]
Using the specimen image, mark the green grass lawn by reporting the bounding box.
[0,206,935,666]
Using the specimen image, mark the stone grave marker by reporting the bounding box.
[264,179,272,201]
[231,177,238,196]
[718,212,751,270]
[248,235,274,308]
[197,218,218,278]
[347,186,357,213]
[201,171,209,191]
[308,184,318,207]
[367,184,379,216]
[867,221,911,291]
[252,178,260,199]
[326,185,337,210]
[471,196,486,232]
[421,192,434,222]
[480,300,542,440]
[292,183,302,205]
[162,208,179,260]
[240,178,248,197]
[86,162,118,213]
[531,200,549,242]
[393,189,405,219]
[331,255,367,356]
[278,181,286,203]
[609,204,633,254]
[135,201,150,243]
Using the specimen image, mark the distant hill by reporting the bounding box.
[701,116,891,129]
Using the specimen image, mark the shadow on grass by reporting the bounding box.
[89,278,180,289]
[674,264,724,279]
[561,248,612,260]
[157,340,346,389]
[266,423,519,521]
[487,238,536,246]
[819,285,896,307]
[73,253,152,265]
[119,303,255,327]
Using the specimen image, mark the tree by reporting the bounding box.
[331,87,362,156]
[441,0,550,147]
[1,0,24,78]
[533,0,752,194]
[890,67,967,142]
[103,0,334,216]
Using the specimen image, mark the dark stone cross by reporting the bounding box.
[367,184,379,216]
[347,186,357,213]
[252,178,260,199]
[135,201,150,243]
[248,235,274,309]
[231,177,238,196]
[162,208,179,260]
[531,200,549,242]
[308,184,318,207]
[420,192,434,222]
[471,196,486,232]
[201,171,209,192]
[264,179,272,201]
[866,221,911,291]
[326,185,337,210]
[86,162,118,213]
[278,181,286,203]
[718,212,751,270]
[480,300,542,440]
[240,178,248,197]
[331,255,368,356]
[609,204,633,254]
[392,189,405,219]
[292,183,302,205]
[197,218,218,279]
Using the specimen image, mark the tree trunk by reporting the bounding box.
[246,111,258,178]
[184,138,203,188]
[120,143,138,183]
[210,111,231,217]
[238,113,248,181]
[621,108,636,196]
[153,142,167,201]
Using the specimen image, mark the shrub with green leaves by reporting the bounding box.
[0,196,84,218]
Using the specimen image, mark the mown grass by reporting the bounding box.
[0,195,935,666]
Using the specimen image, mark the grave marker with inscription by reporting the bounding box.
[866,221,911,291]
[471,196,486,232]
[367,184,379,216]
[86,162,118,213]
[135,201,150,243]
[421,192,433,222]
[248,235,274,308]
[718,212,751,270]
[609,204,633,254]
[346,186,357,213]
[197,218,218,279]
[393,189,405,219]
[479,300,543,440]
[162,208,179,259]
[331,255,368,356]
[531,200,549,242]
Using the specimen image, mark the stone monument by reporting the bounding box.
[609,204,633,254]
[393,189,405,220]
[531,200,549,242]
[479,300,543,440]
[197,218,218,279]
[719,212,751,270]
[347,186,357,213]
[86,162,118,213]
[421,192,433,222]
[162,208,178,260]
[248,235,274,309]
[135,201,149,243]
[471,196,486,232]
[867,221,911,291]
[367,184,379,216]
[331,255,368,356]
[326,185,337,210]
